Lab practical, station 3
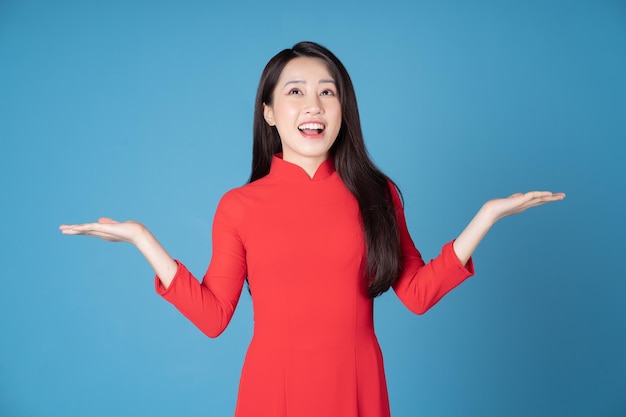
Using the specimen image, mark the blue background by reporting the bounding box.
[1,0,624,416]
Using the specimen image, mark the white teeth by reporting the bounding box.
[298,123,325,130]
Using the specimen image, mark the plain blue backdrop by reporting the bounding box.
[1,0,624,416]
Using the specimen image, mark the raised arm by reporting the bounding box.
[452,191,566,265]
[59,190,248,338]
[60,218,178,288]
[391,188,565,314]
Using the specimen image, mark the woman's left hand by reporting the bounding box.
[482,191,566,223]
[452,191,566,265]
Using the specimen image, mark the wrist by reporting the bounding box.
[477,203,499,227]
[132,223,152,248]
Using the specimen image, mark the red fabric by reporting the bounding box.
[156,155,474,417]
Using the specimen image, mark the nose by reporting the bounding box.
[304,94,323,115]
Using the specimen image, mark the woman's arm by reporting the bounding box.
[60,190,248,338]
[391,189,565,314]
[59,218,178,288]
[452,191,566,265]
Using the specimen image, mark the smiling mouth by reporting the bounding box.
[298,122,325,135]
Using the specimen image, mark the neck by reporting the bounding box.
[282,154,329,179]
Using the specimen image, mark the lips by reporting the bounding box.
[298,122,325,136]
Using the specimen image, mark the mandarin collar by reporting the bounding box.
[268,154,336,183]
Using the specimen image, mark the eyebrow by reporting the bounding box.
[282,79,336,88]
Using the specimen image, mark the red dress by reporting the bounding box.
[156,155,474,417]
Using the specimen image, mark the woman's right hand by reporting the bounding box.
[59,218,146,245]
[60,218,178,287]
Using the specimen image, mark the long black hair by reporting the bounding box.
[249,41,402,298]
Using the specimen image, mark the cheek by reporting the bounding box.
[331,100,342,117]
[275,104,300,123]
[331,106,342,128]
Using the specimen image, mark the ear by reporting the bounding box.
[263,103,275,126]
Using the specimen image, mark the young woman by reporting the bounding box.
[60,41,565,417]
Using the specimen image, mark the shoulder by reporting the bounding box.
[216,184,251,214]
[216,177,274,216]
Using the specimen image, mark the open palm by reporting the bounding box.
[484,191,566,222]
[59,218,146,245]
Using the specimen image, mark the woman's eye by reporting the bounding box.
[288,88,302,95]
[321,90,336,96]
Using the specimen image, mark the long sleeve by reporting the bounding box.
[155,191,247,337]
[390,186,474,314]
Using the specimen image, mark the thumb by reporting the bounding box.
[98,217,119,224]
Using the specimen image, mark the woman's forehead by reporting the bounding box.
[277,57,334,83]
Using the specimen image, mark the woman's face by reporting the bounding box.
[263,57,342,170]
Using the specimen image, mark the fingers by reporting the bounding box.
[531,191,555,198]
[527,191,566,202]
[59,220,118,236]
[510,191,565,202]
[518,191,566,213]
[59,219,141,244]
[59,222,100,235]
[60,218,119,231]
[492,190,566,220]
[59,223,125,241]
[59,224,85,233]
